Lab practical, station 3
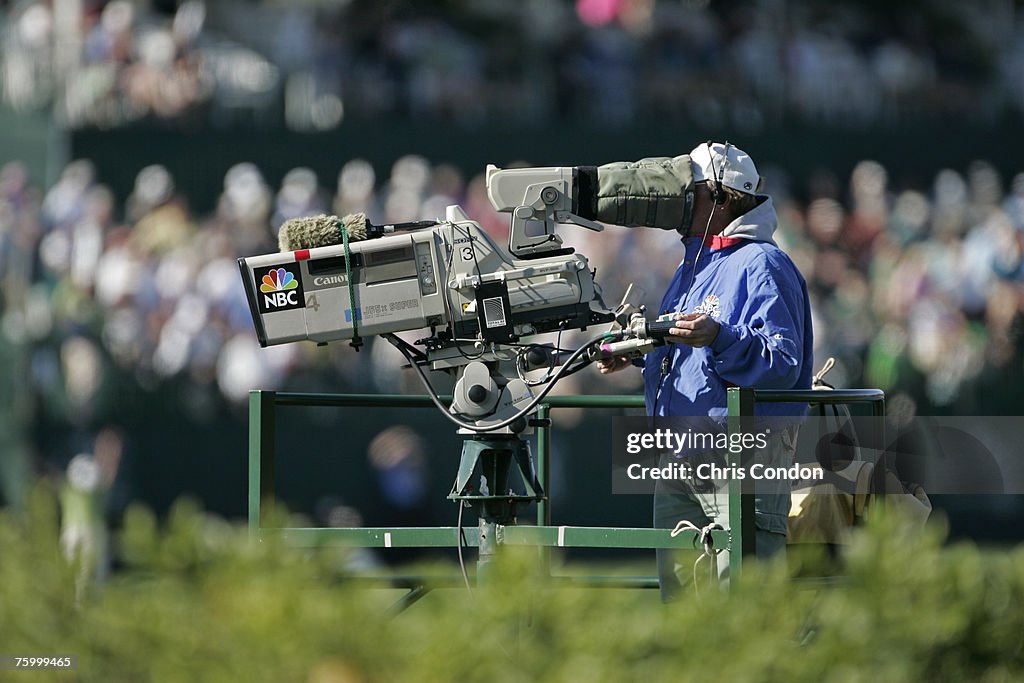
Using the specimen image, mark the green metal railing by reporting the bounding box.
[248,387,884,592]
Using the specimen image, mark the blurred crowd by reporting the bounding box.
[1,0,279,128]
[3,0,1024,130]
[1,151,1022,436]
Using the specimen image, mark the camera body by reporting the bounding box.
[239,205,609,351]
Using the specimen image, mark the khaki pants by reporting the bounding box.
[653,426,797,600]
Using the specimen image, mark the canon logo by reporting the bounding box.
[313,275,347,287]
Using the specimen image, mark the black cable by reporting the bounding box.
[551,356,595,379]
[457,502,473,593]
[382,331,606,433]
[517,328,565,387]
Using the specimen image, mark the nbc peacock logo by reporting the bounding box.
[255,266,304,313]
[261,267,298,294]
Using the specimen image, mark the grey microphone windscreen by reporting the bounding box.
[277,213,368,251]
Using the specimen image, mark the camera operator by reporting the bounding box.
[598,142,813,599]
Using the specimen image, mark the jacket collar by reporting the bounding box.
[704,234,744,250]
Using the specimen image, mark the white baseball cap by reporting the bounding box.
[689,141,761,194]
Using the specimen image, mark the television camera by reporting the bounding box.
[238,163,682,562]
[238,164,679,433]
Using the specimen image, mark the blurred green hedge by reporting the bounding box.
[1,490,1022,683]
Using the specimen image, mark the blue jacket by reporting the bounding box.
[642,196,813,419]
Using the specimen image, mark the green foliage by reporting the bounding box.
[1,489,1022,683]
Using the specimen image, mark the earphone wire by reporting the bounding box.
[681,140,730,311]
[653,141,731,417]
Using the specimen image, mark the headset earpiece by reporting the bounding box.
[708,179,726,205]
[705,140,731,207]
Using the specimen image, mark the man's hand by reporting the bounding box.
[596,355,633,374]
[666,313,720,348]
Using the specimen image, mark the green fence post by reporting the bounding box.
[536,404,552,572]
[536,404,551,528]
[727,387,757,583]
[248,390,276,536]
[871,391,888,494]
